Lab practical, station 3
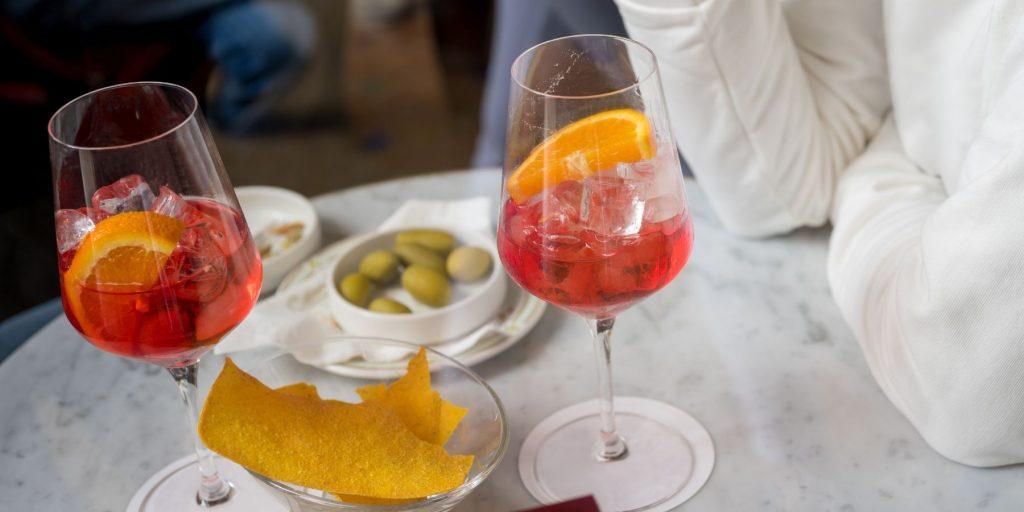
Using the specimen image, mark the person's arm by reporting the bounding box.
[829,114,1024,467]
[614,0,889,235]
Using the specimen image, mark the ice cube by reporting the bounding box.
[151,186,202,225]
[505,213,539,249]
[91,175,155,214]
[538,179,584,225]
[581,173,643,237]
[84,207,110,223]
[55,209,95,253]
[615,160,655,182]
[165,228,228,303]
[540,230,585,256]
[527,181,584,254]
[643,192,685,223]
[615,148,681,201]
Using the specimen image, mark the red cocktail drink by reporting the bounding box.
[498,167,692,318]
[59,193,261,367]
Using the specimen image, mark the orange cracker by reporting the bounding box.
[275,382,320,399]
[333,494,415,505]
[356,348,468,446]
[198,358,473,499]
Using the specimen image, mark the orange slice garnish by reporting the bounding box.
[506,108,655,203]
[63,211,185,338]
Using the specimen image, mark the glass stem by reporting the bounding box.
[168,362,234,506]
[588,317,628,461]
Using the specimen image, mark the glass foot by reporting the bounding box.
[519,397,714,512]
[196,482,233,507]
[127,454,286,511]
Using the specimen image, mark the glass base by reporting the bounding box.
[127,454,286,511]
[519,397,714,512]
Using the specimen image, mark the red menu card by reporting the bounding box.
[517,496,601,512]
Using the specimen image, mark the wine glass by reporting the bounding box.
[49,82,262,510]
[497,36,712,511]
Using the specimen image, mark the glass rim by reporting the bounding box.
[244,335,511,510]
[47,81,199,152]
[510,34,659,100]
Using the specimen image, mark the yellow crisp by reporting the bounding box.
[198,359,473,499]
[334,494,414,506]
[356,383,387,401]
[276,382,320,399]
[356,348,468,446]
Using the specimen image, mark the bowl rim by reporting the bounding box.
[235,185,321,262]
[245,335,510,510]
[325,226,504,321]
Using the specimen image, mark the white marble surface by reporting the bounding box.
[3,169,1024,512]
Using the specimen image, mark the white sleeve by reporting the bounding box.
[829,114,1024,467]
[614,0,889,236]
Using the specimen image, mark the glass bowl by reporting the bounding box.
[226,336,509,511]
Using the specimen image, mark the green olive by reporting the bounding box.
[368,297,412,314]
[358,250,400,284]
[394,242,447,274]
[395,229,455,254]
[339,273,374,307]
[401,264,451,308]
[446,246,492,283]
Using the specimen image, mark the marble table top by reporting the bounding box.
[3,169,1023,512]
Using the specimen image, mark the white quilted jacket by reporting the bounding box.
[614,0,1024,466]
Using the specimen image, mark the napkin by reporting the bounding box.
[214,197,496,364]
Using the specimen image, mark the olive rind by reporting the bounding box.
[446,246,492,283]
[394,242,447,274]
[339,273,374,307]
[401,264,451,307]
[358,250,400,284]
[368,297,412,314]
[395,229,455,254]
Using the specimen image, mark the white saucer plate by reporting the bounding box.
[277,236,547,379]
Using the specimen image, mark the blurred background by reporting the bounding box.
[0,0,628,324]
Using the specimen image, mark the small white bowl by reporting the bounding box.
[325,227,507,344]
[236,186,321,294]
